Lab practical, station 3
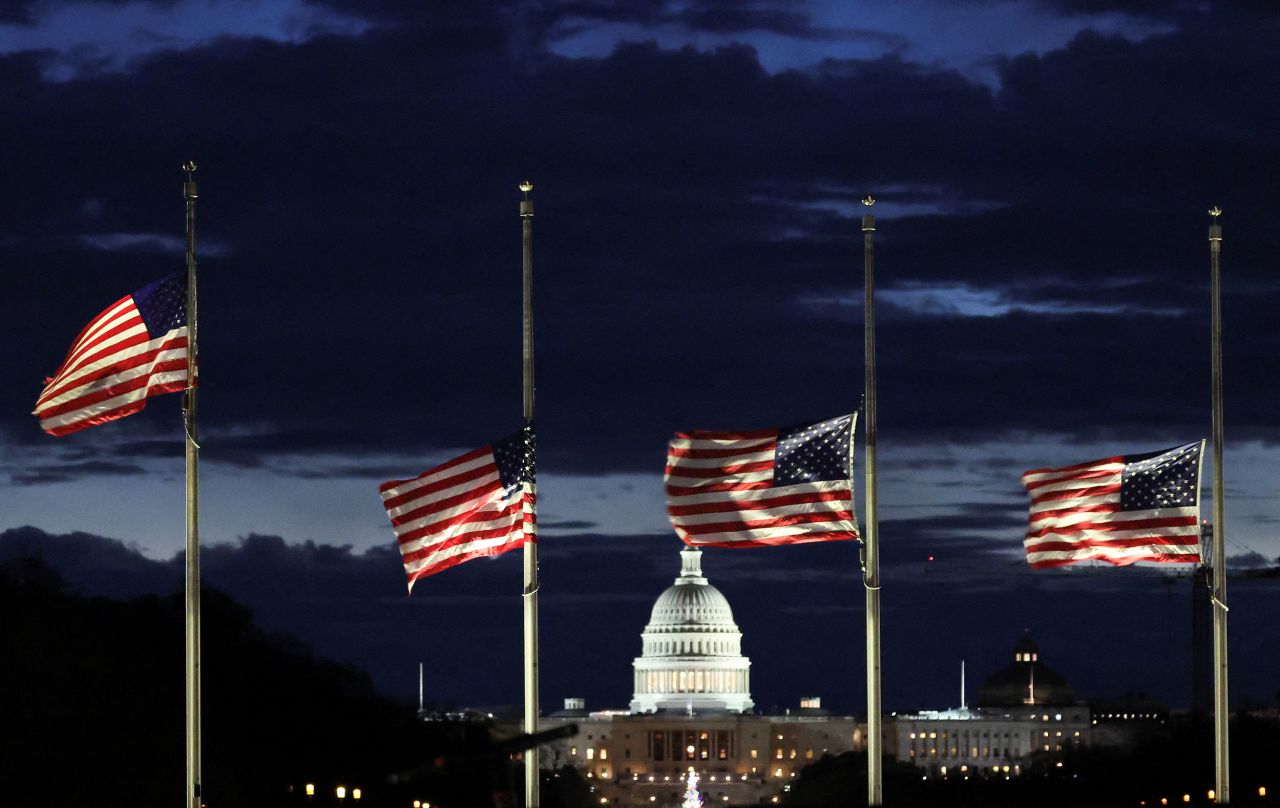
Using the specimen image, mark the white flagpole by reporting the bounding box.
[182,160,202,808]
[1208,207,1230,803]
[862,195,883,806]
[519,181,541,808]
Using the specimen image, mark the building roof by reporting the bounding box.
[977,632,1077,707]
[646,548,738,629]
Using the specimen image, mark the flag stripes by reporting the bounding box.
[34,273,189,436]
[1021,442,1203,568]
[665,414,859,548]
[380,428,535,591]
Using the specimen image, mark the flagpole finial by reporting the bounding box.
[1209,206,1222,218]
[519,181,534,217]
[183,161,198,199]
[862,195,875,207]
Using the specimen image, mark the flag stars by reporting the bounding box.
[494,427,536,491]
[776,414,853,486]
[1121,443,1201,511]
[133,272,188,335]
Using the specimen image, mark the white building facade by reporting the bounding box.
[540,547,863,806]
[630,548,753,714]
[887,634,1092,778]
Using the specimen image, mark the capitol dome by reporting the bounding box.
[630,547,753,713]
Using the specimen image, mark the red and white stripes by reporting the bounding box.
[380,446,534,591]
[1021,456,1200,568]
[665,429,858,548]
[34,294,188,436]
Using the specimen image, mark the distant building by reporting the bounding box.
[540,547,863,805]
[887,633,1091,777]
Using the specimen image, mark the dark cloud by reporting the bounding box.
[8,460,147,486]
[537,519,598,530]
[6,525,1280,713]
[0,3,35,24]
[4,8,1276,476]
[1228,550,1272,569]
[1034,0,1191,17]
[0,525,178,596]
[1036,0,1275,20]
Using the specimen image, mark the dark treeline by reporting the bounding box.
[0,557,592,808]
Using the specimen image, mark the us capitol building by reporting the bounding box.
[539,547,864,806]
[527,547,1134,804]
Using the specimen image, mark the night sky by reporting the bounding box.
[2,0,1278,717]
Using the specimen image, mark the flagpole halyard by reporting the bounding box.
[181,160,202,808]
[1208,207,1229,803]
[861,194,883,806]
[520,180,541,808]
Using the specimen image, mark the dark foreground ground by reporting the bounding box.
[3,556,1278,808]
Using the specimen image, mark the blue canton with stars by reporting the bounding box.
[492,425,536,493]
[1120,442,1201,511]
[132,272,188,336]
[774,414,854,485]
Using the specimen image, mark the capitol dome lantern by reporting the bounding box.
[630,547,753,713]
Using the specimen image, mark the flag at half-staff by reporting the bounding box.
[665,413,859,547]
[380,426,536,592]
[1021,441,1205,568]
[33,272,189,436]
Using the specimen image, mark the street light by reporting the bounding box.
[305,784,315,797]
[337,786,347,800]
[352,788,362,801]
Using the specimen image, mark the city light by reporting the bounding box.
[305,784,315,797]
[336,786,347,800]
[352,788,362,801]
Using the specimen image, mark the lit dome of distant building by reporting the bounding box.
[630,547,753,713]
[977,631,1076,707]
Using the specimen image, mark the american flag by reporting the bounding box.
[665,413,860,548]
[34,273,189,437]
[379,426,536,591]
[1021,441,1204,568]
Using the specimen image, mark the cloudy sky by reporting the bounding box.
[1,0,1277,713]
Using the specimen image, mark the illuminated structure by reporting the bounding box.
[888,633,1091,777]
[541,548,862,805]
[630,548,753,714]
